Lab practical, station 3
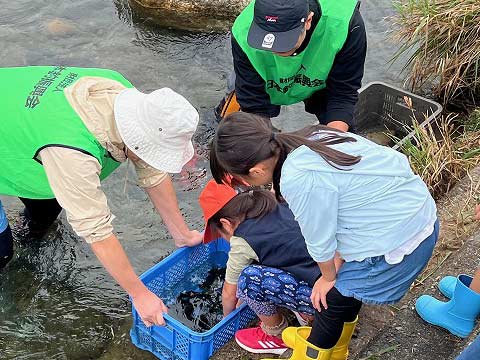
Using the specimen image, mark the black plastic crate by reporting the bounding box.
[355,82,443,149]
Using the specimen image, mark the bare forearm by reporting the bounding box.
[145,177,190,242]
[222,282,238,317]
[334,251,344,273]
[318,259,337,281]
[91,234,147,297]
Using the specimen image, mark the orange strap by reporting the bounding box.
[220,91,241,118]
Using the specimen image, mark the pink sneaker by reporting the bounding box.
[235,326,287,354]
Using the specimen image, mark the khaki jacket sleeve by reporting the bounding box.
[39,147,115,243]
[225,235,259,284]
[132,158,169,188]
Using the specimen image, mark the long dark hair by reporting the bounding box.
[208,188,277,237]
[210,112,362,198]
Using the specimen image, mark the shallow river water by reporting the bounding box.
[0,0,405,358]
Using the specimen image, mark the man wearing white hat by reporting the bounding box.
[0,66,201,326]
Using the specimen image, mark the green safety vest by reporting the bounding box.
[232,0,358,105]
[0,66,134,199]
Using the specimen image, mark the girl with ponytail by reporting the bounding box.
[210,112,439,357]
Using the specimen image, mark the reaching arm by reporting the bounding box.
[133,158,202,248]
[145,177,202,247]
[40,147,168,326]
[222,236,259,316]
[222,281,238,317]
[91,234,168,325]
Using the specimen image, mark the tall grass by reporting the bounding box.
[397,112,480,199]
[391,0,480,105]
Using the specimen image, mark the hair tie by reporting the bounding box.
[270,132,276,142]
[248,189,254,196]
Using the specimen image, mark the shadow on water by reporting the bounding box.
[0,0,406,359]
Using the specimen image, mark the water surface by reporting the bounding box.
[0,0,405,358]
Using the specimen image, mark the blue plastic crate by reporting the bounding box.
[130,238,257,360]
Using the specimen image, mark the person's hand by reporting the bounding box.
[310,276,336,312]
[174,230,203,247]
[326,120,349,132]
[132,288,168,327]
[475,204,480,220]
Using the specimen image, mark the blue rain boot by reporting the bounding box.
[438,275,459,299]
[416,274,480,338]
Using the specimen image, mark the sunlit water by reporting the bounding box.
[0,0,404,358]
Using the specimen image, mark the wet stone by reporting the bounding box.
[129,0,249,31]
[46,18,77,36]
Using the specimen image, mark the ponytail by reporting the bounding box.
[211,112,361,199]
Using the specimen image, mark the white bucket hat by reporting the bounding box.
[114,87,199,173]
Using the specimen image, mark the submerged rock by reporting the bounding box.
[46,18,77,36]
[129,0,249,32]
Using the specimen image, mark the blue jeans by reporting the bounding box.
[336,219,440,305]
[457,335,480,360]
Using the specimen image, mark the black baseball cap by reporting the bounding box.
[247,0,310,53]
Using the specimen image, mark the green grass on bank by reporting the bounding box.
[391,0,480,105]
[397,109,480,200]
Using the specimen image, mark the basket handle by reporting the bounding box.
[152,322,175,348]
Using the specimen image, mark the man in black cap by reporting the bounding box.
[216,0,366,132]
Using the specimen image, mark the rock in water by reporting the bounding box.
[129,0,250,31]
[46,18,76,36]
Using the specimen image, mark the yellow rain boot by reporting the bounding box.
[267,316,358,360]
[331,316,358,360]
[262,327,333,360]
[282,326,312,349]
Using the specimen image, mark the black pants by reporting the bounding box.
[0,198,62,269]
[307,287,362,349]
[19,197,63,234]
[0,225,13,269]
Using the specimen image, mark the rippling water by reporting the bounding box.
[0,0,405,358]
